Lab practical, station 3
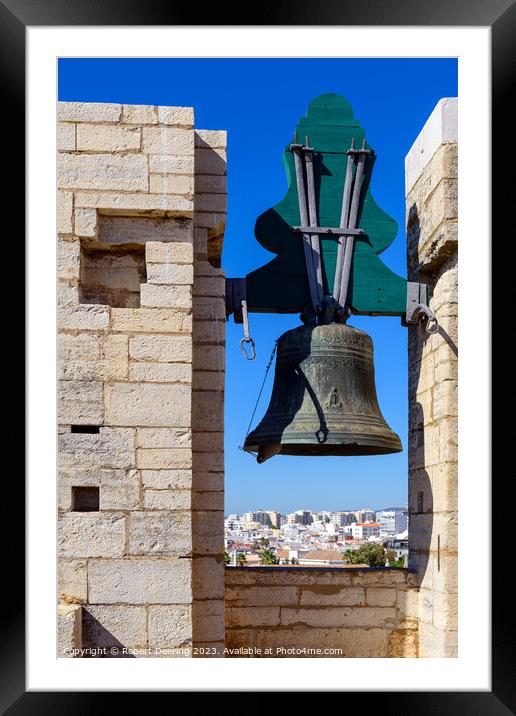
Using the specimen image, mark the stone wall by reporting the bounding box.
[405,98,458,657]
[57,102,226,657]
[225,568,419,657]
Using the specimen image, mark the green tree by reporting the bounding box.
[290,557,299,565]
[224,551,231,565]
[342,543,389,567]
[259,549,279,565]
[236,552,247,567]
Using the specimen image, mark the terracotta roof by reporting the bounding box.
[301,550,344,561]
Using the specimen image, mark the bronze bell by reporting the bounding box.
[244,322,402,463]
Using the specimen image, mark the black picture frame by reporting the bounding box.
[7,0,511,707]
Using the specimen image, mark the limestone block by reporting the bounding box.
[433,380,457,420]
[194,147,227,175]
[192,472,223,492]
[226,568,353,588]
[111,307,191,334]
[149,155,194,175]
[105,382,191,427]
[429,464,458,512]
[58,604,82,656]
[58,304,109,330]
[195,175,226,194]
[129,335,192,362]
[140,283,192,309]
[195,260,225,278]
[280,606,396,629]
[58,559,88,603]
[192,391,224,431]
[388,629,418,657]
[196,193,227,213]
[192,600,224,642]
[146,241,194,264]
[193,296,226,320]
[103,334,129,380]
[129,362,191,384]
[58,101,121,123]
[143,490,191,511]
[195,130,227,148]
[192,557,224,599]
[226,586,298,608]
[75,191,193,217]
[192,347,225,372]
[192,372,224,391]
[136,448,192,470]
[142,127,194,155]
[57,123,76,150]
[192,432,223,452]
[88,558,192,604]
[193,276,226,297]
[194,228,208,255]
[225,607,280,628]
[100,469,141,510]
[350,570,407,587]
[74,208,97,237]
[58,333,101,381]
[99,215,193,245]
[77,124,141,151]
[82,606,147,649]
[193,321,225,345]
[58,281,80,306]
[142,469,192,490]
[58,153,148,192]
[147,263,194,285]
[129,511,192,556]
[137,427,191,449]
[58,512,126,558]
[148,605,192,648]
[58,239,80,281]
[440,417,458,463]
[299,587,365,607]
[192,491,224,511]
[432,552,458,594]
[158,106,194,127]
[149,174,194,196]
[58,427,135,469]
[58,380,103,425]
[122,104,158,124]
[365,588,397,607]
[192,451,224,473]
[192,510,224,554]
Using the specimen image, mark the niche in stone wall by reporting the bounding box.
[79,213,193,308]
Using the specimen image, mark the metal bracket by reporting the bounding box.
[293,226,364,236]
[226,278,246,324]
[405,282,429,323]
[405,282,439,333]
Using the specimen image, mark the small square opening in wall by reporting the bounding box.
[79,240,146,308]
[71,486,100,512]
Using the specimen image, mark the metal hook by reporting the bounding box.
[240,337,256,361]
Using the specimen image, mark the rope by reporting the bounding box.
[239,340,278,453]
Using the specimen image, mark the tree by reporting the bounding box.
[290,557,299,565]
[259,549,279,565]
[385,549,397,565]
[236,552,247,567]
[224,551,231,565]
[342,543,389,567]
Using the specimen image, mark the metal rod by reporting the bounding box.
[332,145,356,302]
[292,146,321,313]
[293,226,363,236]
[304,149,324,307]
[337,150,367,310]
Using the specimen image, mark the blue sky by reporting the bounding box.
[59,57,457,515]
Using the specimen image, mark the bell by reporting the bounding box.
[244,322,402,462]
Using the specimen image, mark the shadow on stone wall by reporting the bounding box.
[81,609,136,658]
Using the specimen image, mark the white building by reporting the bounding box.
[352,522,381,540]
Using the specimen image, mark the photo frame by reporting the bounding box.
[9,0,511,705]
